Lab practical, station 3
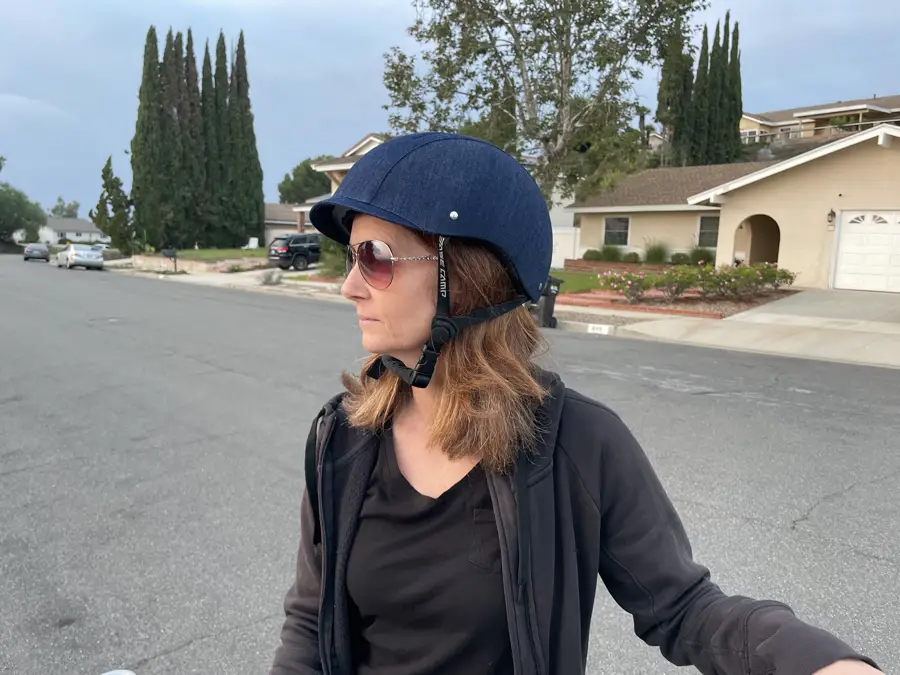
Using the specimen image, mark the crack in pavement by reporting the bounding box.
[790,467,900,531]
[127,611,282,670]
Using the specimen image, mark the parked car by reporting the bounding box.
[91,243,111,250]
[57,243,104,270]
[23,243,50,262]
[268,233,321,271]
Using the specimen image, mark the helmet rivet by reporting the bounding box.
[449,211,458,220]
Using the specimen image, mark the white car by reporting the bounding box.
[57,243,104,270]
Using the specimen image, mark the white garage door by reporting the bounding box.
[834,211,900,292]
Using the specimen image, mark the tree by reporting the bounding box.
[212,31,232,245]
[655,18,694,166]
[727,20,743,160]
[704,21,723,164]
[49,196,80,218]
[226,30,265,245]
[200,41,221,246]
[131,25,166,249]
[278,156,332,204]
[458,77,518,155]
[0,156,5,174]
[0,183,46,243]
[689,25,710,165]
[382,0,706,202]
[182,29,207,248]
[90,157,139,253]
[157,29,188,248]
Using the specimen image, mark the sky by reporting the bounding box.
[0,0,896,215]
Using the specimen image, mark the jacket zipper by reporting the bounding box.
[316,414,336,675]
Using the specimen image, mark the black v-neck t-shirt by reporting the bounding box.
[345,429,513,674]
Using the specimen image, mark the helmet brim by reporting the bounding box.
[309,194,423,246]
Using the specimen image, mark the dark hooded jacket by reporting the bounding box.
[270,371,879,675]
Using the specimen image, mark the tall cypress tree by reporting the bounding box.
[130,26,165,250]
[705,22,722,164]
[213,32,232,245]
[200,41,220,246]
[674,50,694,166]
[690,25,710,165]
[716,13,732,162]
[183,29,206,247]
[227,31,264,245]
[655,18,693,166]
[159,29,186,247]
[729,21,744,160]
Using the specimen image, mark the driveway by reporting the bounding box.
[731,288,900,325]
[0,256,896,674]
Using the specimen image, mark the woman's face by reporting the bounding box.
[340,215,437,367]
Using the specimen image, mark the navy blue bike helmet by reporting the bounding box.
[309,132,552,388]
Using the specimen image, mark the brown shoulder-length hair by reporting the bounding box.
[340,234,549,473]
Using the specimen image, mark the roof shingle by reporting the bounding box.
[265,203,300,223]
[572,161,777,209]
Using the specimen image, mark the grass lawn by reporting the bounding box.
[550,269,600,293]
[175,248,268,261]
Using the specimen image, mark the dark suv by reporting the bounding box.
[268,233,321,271]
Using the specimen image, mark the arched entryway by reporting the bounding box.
[733,214,781,265]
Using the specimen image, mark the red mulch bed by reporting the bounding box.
[557,288,799,319]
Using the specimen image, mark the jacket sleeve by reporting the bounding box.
[590,407,880,675]
[270,483,323,674]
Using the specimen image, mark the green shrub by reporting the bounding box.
[644,240,670,264]
[690,246,716,266]
[655,266,698,302]
[583,248,603,261]
[670,252,691,265]
[599,245,623,262]
[599,270,653,303]
[319,237,347,278]
[622,251,641,263]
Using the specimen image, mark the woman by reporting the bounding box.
[270,132,881,675]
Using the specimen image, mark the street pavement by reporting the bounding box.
[1,256,897,675]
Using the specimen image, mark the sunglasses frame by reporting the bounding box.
[346,239,438,289]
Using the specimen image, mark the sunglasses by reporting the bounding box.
[346,240,439,289]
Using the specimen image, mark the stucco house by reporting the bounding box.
[740,93,900,146]
[567,123,900,293]
[263,203,306,246]
[13,217,110,245]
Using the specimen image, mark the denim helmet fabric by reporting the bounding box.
[308,132,553,303]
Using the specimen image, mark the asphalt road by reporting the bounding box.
[1,256,897,675]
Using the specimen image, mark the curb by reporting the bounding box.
[555,320,619,336]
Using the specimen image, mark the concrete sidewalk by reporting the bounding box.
[617,315,900,369]
[112,267,900,369]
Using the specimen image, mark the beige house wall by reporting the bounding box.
[579,210,719,256]
[714,138,900,288]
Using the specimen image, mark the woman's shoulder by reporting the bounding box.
[555,385,648,480]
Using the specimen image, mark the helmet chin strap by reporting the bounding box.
[366,236,527,388]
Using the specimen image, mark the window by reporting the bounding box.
[74,232,82,237]
[603,217,629,246]
[698,216,720,248]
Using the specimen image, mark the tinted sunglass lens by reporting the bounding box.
[358,240,394,289]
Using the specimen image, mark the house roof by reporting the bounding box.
[747,93,900,125]
[292,193,330,213]
[340,133,387,157]
[265,203,300,223]
[48,217,104,234]
[568,161,776,212]
[688,123,900,205]
[311,153,370,171]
